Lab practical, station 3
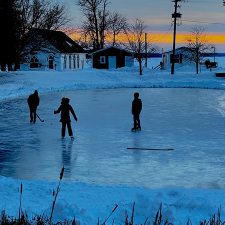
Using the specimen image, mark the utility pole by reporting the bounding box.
[145,33,147,68]
[171,0,182,75]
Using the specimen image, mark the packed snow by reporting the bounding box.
[1,57,225,224]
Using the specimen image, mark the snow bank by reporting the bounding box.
[0,63,225,102]
[1,175,225,225]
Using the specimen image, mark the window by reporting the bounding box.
[30,56,39,68]
[100,56,106,64]
[48,56,54,69]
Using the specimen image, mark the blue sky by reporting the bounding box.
[65,0,225,33]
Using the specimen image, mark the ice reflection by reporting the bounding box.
[61,139,77,177]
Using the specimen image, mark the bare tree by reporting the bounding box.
[108,12,128,46]
[125,18,152,76]
[186,26,211,74]
[98,0,109,48]
[77,0,110,50]
[17,0,69,35]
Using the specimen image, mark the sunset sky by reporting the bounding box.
[63,0,225,51]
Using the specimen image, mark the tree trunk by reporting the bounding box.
[1,64,6,71]
[196,49,199,74]
[112,31,116,46]
[138,59,142,76]
[8,64,13,71]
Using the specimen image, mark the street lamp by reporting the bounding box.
[211,46,216,63]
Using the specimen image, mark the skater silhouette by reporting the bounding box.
[54,97,78,139]
[27,90,40,123]
[131,92,142,131]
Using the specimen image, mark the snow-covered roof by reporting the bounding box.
[27,28,85,53]
[90,46,133,55]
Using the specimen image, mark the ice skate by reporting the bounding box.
[131,127,137,132]
[137,126,141,131]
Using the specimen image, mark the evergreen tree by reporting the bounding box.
[0,0,21,71]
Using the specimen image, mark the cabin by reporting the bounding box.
[90,46,134,69]
[20,28,86,71]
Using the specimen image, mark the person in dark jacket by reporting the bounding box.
[131,92,142,131]
[27,90,40,123]
[54,97,78,139]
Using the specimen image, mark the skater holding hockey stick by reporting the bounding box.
[27,90,40,124]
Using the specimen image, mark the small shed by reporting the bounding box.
[91,46,134,69]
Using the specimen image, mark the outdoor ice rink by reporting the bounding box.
[1,87,225,189]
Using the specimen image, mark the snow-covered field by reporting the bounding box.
[1,58,225,224]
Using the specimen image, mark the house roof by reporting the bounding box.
[29,28,85,53]
[90,46,133,55]
[164,47,190,54]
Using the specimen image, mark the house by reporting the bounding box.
[90,46,134,69]
[20,28,86,71]
[162,47,192,70]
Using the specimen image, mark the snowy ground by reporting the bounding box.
[1,58,225,224]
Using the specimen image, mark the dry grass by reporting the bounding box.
[1,203,225,225]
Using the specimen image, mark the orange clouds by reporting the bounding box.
[68,30,225,45]
[149,32,225,44]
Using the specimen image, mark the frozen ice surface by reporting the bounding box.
[1,88,225,189]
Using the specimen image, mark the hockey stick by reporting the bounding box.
[36,113,44,122]
[127,147,174,151]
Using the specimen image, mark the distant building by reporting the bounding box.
[90,46,134,69]
[162,47,193,70]
[20,28,86,71]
